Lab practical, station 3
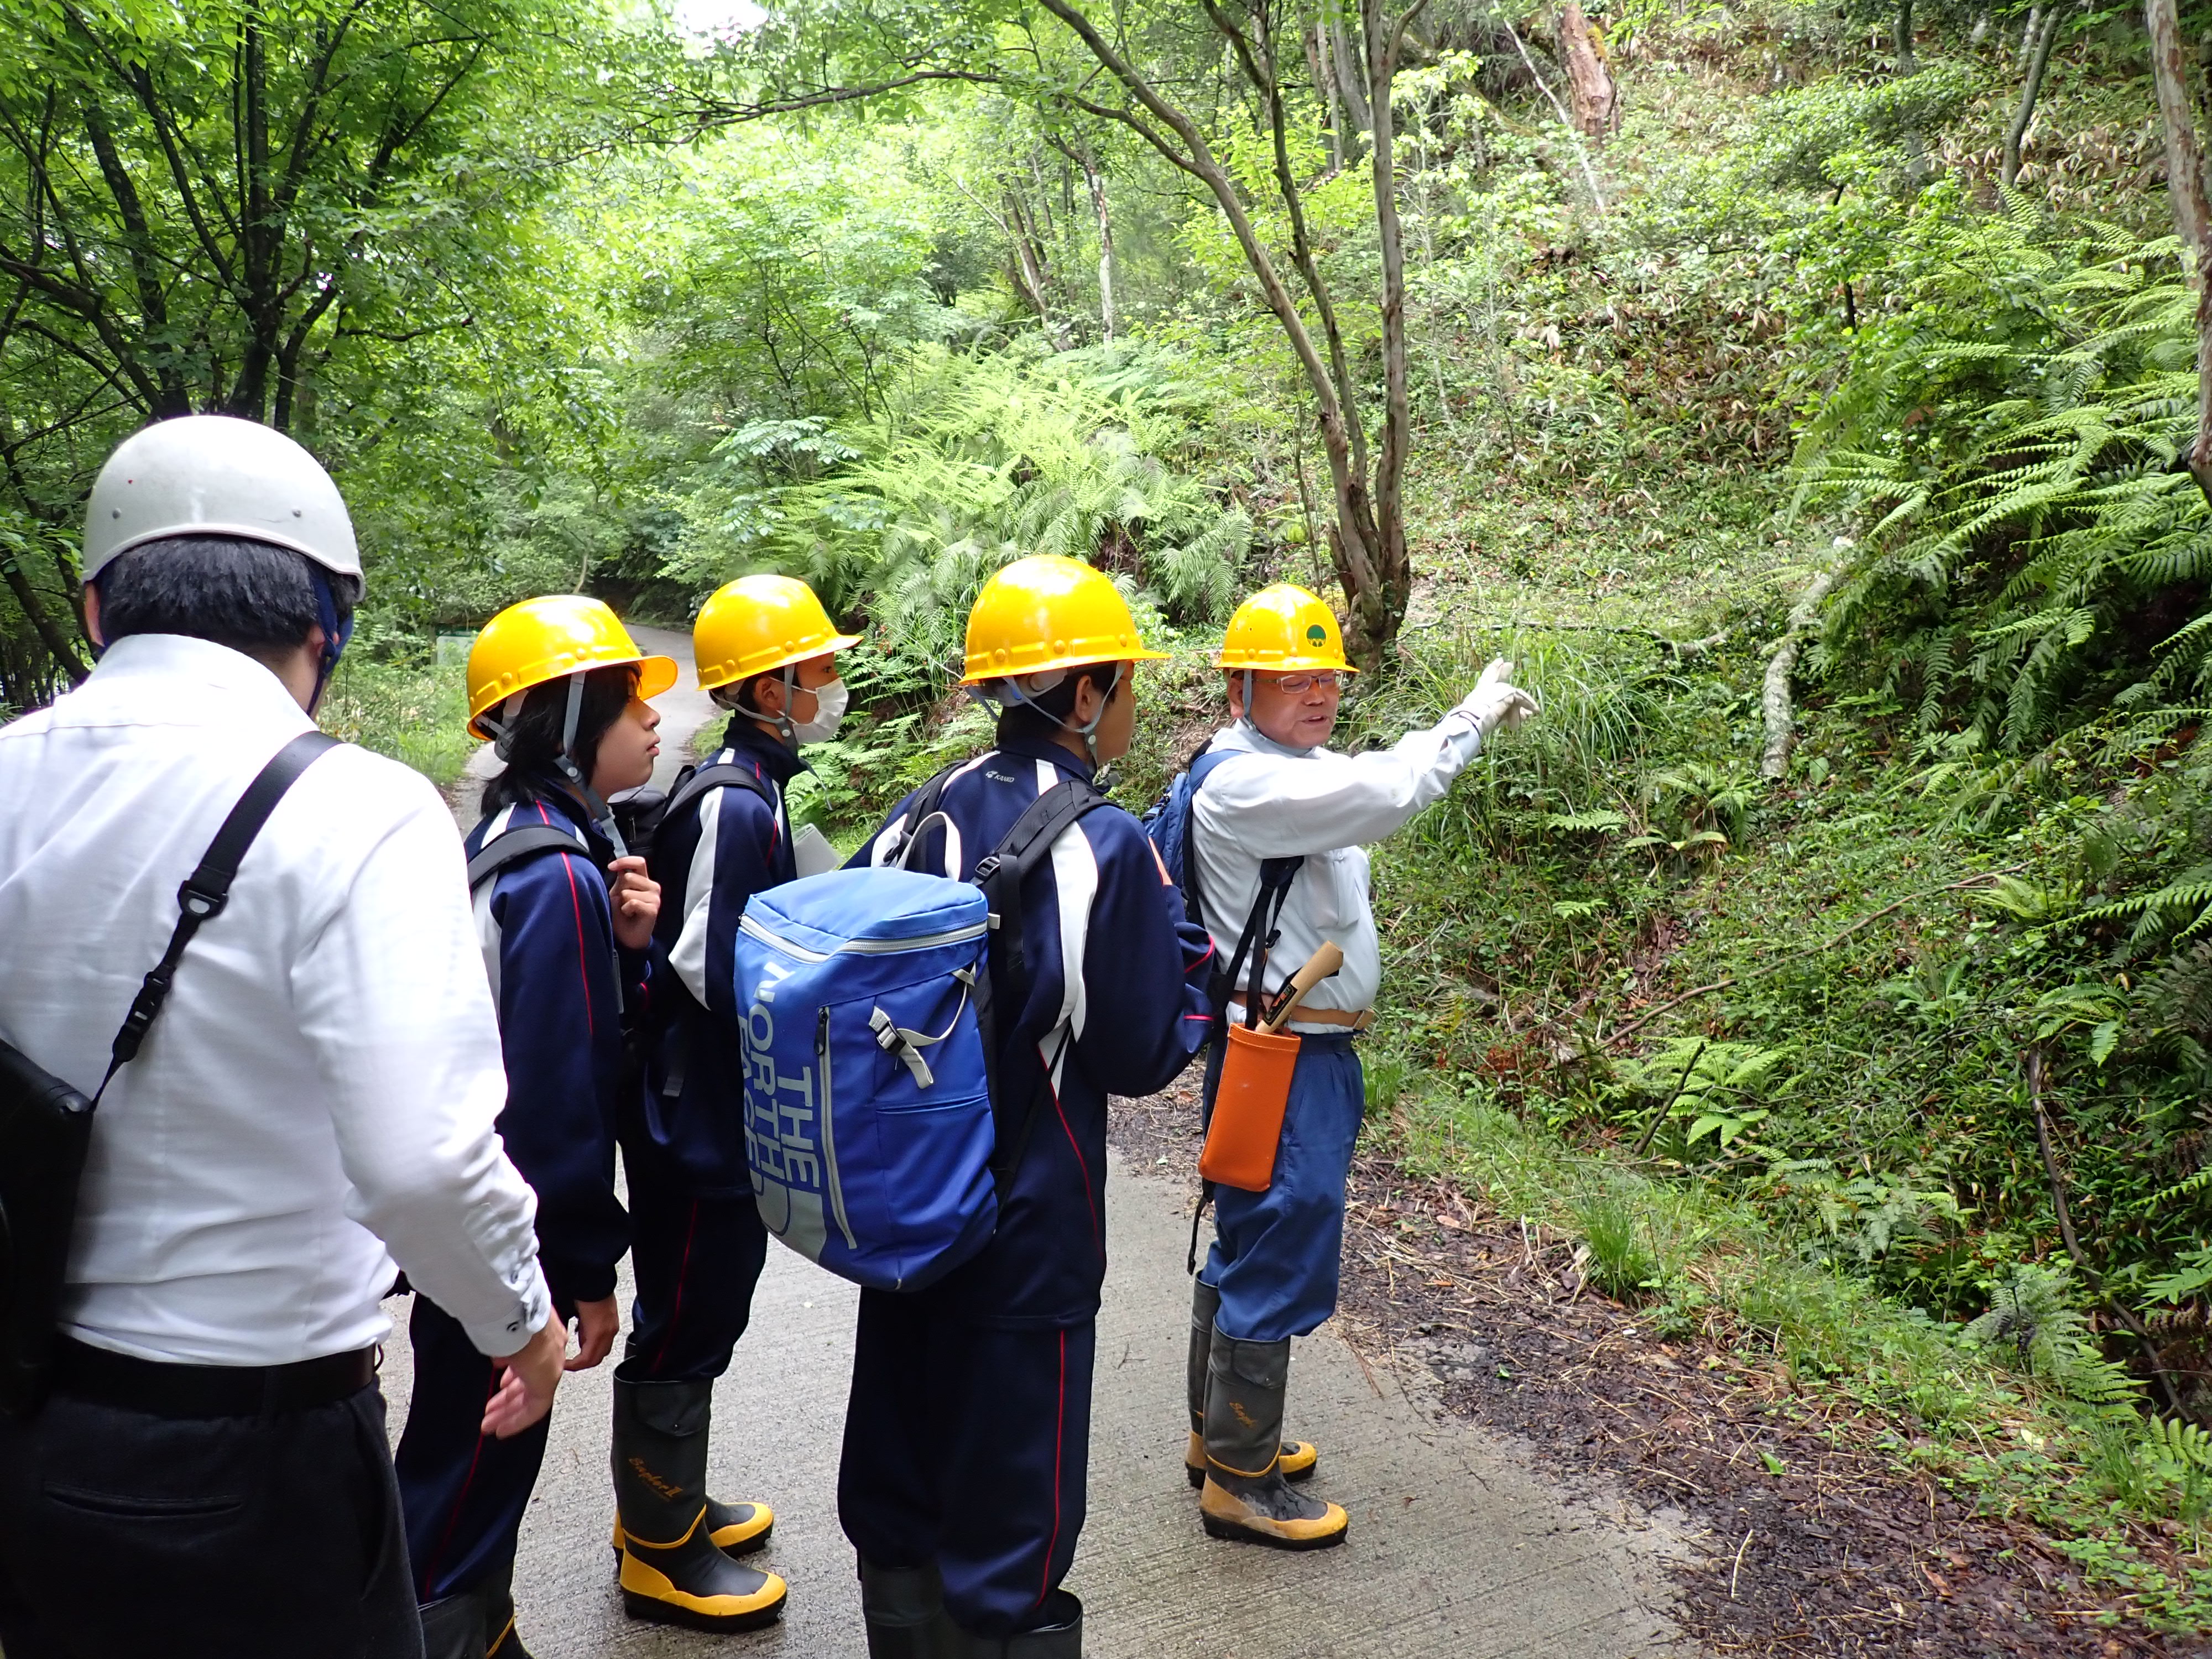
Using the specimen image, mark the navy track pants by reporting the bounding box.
[617,1150,769,1384]
[1202,1031,1365,1344]
[838,1291,1093,1638]
[392,1294,559,1603]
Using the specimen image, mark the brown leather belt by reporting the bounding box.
[51,1335,377,1418]
[1226,1002,1375,1032]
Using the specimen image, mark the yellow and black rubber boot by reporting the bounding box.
[859,1556,957,1659]
[1183,1280,1317,1489]
[1197,1333,1348,1551]
[612,1495,774,1560]
[612,1378,789,1632]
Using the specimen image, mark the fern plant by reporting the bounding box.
[1964,1263,2145,1414]
[1795,196,2212,754]
[683,343,1253,703]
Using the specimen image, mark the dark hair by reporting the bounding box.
[481,662,640,817]
[995,660,1123,747]
[95,535,359,664]
[727,668,785,717]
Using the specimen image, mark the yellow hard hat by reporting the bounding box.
[466,594,679,740]
[1215,583,1357,674]
[693,574,862,692]
[960,555,1167,685]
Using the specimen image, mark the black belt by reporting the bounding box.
[51,1335,375,1418]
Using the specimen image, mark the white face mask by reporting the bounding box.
[790,676,848,743]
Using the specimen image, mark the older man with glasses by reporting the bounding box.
[1174,585,1536,1552]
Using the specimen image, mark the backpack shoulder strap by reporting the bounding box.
[664,759,774,824]
[972,776,1110,992]
[465,823,589,893]
[969,776,1113,1197]
[884,759,969,870]
[105,730,340,1081]
[1178,747,1235,926]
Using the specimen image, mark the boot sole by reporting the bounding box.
[1200,1511,1347,1550]
[622,1588,787,1631]
[1187,1462,1316,1489]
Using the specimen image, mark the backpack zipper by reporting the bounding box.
[740,912,988,962]
[816,1007,857,1251]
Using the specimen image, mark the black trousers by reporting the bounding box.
[0,1380,420,1658]
[619,1152,768,1384]
[839,1290,1094,1638]
[393,1294,558,1605]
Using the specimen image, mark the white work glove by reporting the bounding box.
[1455,658,1540,737]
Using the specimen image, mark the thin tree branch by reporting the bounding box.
[1600,866,2030,1047]
[2027,1044,2189,1417]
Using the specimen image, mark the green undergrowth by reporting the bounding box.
[320,649,473,789]
[1374,1077,2212,1630]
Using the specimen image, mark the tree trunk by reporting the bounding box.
[1760,568,1837,779]
[1554,0,1620,138]
[1895,0,1931,185]
[0,552,89,682]
[2002,5,2058,187]
[1003,186,1068,349]
[1304,19,1343,173]
[2147,0,2212,506]
[1077,144,1115,341]
[1331,10,1372,136]
[1357,0,1416,662]
[1035,0,1417,660]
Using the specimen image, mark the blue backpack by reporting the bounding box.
[732,771,1108,1292]
[1140,744,1303,1016]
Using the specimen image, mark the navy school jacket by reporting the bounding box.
[854,728,1216,1327]
[637,716,804,1195]
[466,787,641,1305]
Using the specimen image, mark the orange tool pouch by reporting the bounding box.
[1198,1022,1301,1192]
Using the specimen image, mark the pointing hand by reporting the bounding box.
[1458,658,1539,737]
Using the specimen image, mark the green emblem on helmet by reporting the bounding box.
[1306,623,1326,644]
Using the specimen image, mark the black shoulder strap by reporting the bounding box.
[972,776,1110,996]
[102,730,340,1087]
[465,824,588,892]
[664,759,774,824]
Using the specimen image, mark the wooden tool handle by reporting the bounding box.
[1262,941,1345,1034]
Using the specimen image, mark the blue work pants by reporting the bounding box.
[1201,1032,1365,1344]
[838,1290,1093,1637]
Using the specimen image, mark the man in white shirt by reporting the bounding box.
[0,416,566,1659]
[1180,585,1535,1552]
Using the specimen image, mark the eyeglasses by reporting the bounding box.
[1271,672,1342,695]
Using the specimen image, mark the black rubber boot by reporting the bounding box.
[612,1378,789,1631]
[482,1552,533,1658]
[859,1556,956,1659]
[1197,1334,1347,1550]
[943,1590,1083,1657]
[1182,1281,1316,1490]
[417,1582,493,1659]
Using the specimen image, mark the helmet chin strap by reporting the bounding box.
[983,664,1124,766]
[482,674,628,856]
[729,667,801,748]
[306,567,352,715]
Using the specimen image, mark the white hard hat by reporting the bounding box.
[82,414,362,584]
